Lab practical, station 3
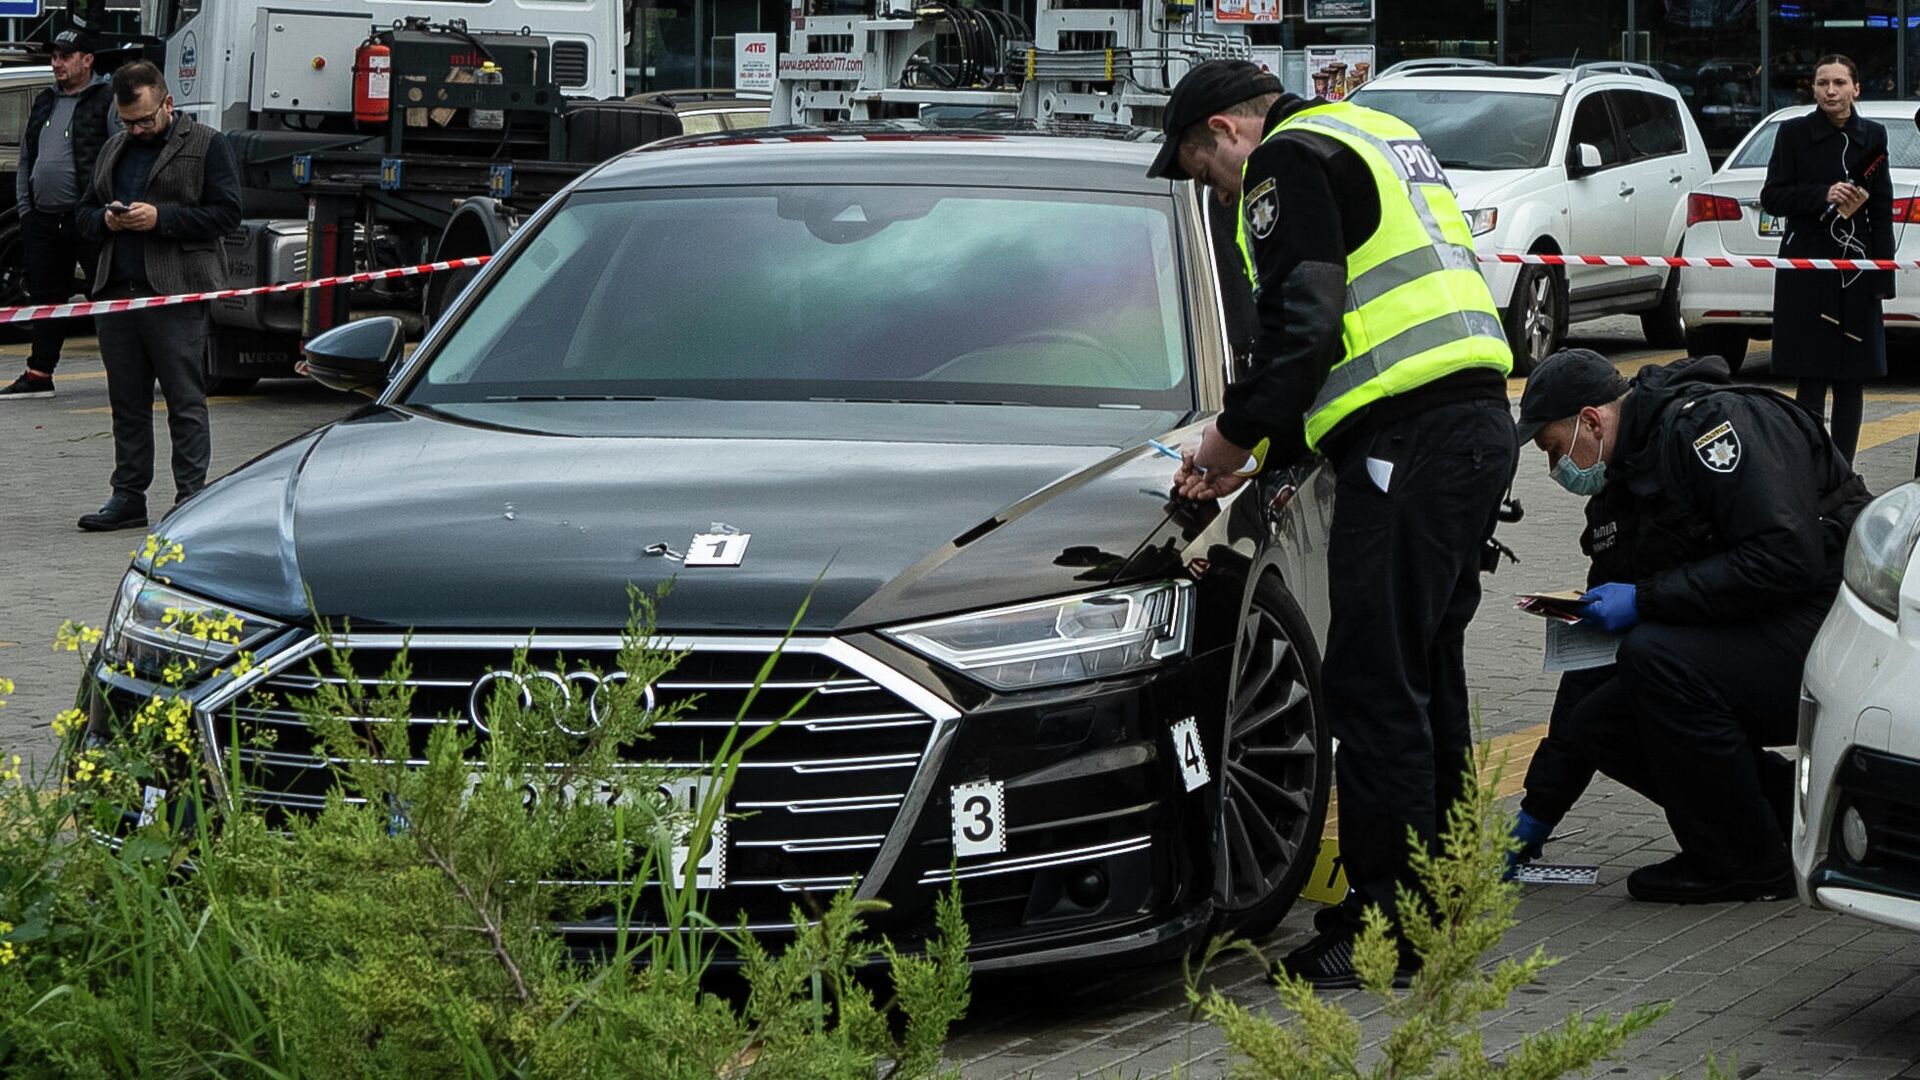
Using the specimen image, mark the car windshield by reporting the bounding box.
[1346,89,1560,170]
[405,185,1193,410]
[1729,113,1920,170]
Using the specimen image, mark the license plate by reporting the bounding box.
[1758,211,1784,236]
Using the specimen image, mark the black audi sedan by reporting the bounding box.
[80,124,1337,970]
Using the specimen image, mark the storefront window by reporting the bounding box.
[1376,0,1497,66]
[1767,0,1900,110]
[1640,0,1763,157]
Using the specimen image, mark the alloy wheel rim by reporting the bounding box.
[1524,275,1554,363]
[1216,604,1320,912]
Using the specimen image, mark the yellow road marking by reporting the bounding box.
[69,397,253,414]
[1855,408,1920,453]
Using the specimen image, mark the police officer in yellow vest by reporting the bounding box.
[1148,60,1517,988]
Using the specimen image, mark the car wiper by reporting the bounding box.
[807,396,1032,406]
[1435,159,1483,169]
[481,394,694,402]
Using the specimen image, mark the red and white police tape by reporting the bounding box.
[0,256,493,324]
[0,249,1914,325]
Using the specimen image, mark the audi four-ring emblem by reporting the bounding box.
[466,669,659,734]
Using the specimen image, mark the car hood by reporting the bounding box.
[1445,168,1535,217]
[155,401,1200,633]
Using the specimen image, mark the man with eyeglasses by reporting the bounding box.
[1,28,118,400]
[75,60,240,532]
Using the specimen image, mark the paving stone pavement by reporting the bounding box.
[3,320,1920,1077]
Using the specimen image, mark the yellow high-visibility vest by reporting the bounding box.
[1235,100,1512,450]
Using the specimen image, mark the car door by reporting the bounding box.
[1607,88,1688,298]
[1564,89,1633,296]
[0,83,36,176]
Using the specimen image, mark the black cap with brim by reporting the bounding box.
[1147,59,1286,181]
[1515,348,1629,442]
[51,28,98,55]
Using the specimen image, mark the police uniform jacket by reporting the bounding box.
[1601,356,1869,623]
[1222,94,1507,465]
[1760,109,1894,381]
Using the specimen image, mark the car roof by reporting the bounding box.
[581,120,1170,193]
[1720,101,1920,169]
[1360,63,1676,98]
[0,64,50,85]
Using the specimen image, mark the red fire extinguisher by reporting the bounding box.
[353,39,391,125]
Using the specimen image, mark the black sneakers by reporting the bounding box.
[0,372,54,399]
[77,496,149,533]
[1276,930,1419,991]
[1625,851,1795,904]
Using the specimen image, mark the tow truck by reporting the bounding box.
[61,0,674,390]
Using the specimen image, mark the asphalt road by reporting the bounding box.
[3,318,1920,1076]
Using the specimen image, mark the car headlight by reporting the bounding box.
[1842,484,1920,621]
[885,581,1192,691]
[100,571,287,682]
[1465,207,1498,236]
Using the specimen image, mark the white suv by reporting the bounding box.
[1352,63,1714,372]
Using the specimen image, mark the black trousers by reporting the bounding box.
[1519,666,1608,827]
[96,298,211,505]
[1322,396,1517,928]
[1559,609,1819,873]
[21,209,98,375]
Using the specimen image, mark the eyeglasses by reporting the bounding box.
[120,102,166,132]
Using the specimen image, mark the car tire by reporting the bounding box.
[1683,326,1749,375]
[1503,264,1562,376]
[1640,267,1686,348]
[1209,574,1331,940]
[0,217,31,343]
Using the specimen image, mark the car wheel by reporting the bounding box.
[0,218,29,343]
[1503,265,1562,376]
[1210,576,1331,939]
[1683,325,1749,375]
[1640,267,1686,348]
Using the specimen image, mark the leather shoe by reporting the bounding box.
[1626,851,1794,904]
[77,497,149,532]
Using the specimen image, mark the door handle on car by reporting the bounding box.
[1618,185,1635,197]
[1668,174,1684,184]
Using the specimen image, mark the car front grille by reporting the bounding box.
[1832,746,1920,887]
[196,633,954,929]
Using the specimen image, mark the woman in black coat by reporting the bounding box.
[1760,53,1894,463]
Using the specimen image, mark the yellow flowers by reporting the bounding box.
[160,606,246,647]
[0,675,13,703]
[0,754,19,784]
[0,921,17,966]
[136,533,186,570]
[51,708,85,739]
[72,751,100,782]
[55,621,103,653]
[129,695,194,758]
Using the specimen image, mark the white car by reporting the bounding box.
[1677,101,1920,372]
[1796,482,1920,935]
[1351,63,1713,373]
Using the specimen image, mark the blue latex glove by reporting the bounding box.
[1579,582,1639,634]
[1504,809,1552,881]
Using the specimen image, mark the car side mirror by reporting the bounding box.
[1569,142,1603,176]
[303,316,404,397]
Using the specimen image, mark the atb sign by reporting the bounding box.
[0,1,41,15]
[735,33,777,95]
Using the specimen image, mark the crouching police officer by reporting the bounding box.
[1149,60,1515,986]
[1515,349,1869,902]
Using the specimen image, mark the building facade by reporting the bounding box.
[624,0,1912,156]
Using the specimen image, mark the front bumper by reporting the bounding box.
[82,627,1232,969]
[1794,584,1920,934]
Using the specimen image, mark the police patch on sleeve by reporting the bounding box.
[1692,421,1741,473]
[1244,177,1279,240]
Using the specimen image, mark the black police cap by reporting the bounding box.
[1147,59,1285,181]
[1516,348,1629,442]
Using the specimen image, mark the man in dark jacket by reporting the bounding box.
[74,61,242,531]
[0,28,116,400]
[1514,349,1869,902]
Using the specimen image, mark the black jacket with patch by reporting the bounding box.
[1601,356,1869,623]
[1221,94,1506,463]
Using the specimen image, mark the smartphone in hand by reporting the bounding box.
[106,201,131,215]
